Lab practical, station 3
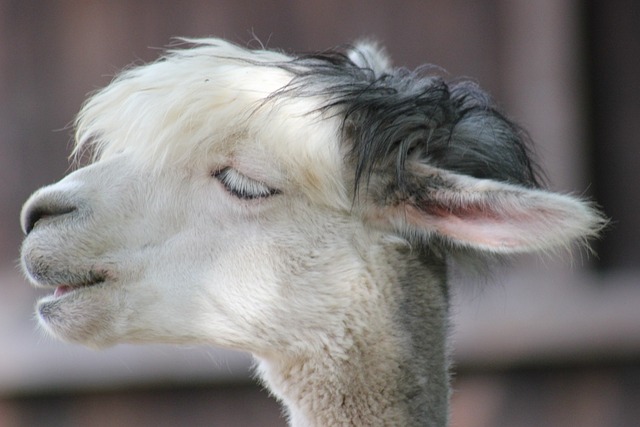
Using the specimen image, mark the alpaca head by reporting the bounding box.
[21,39,604,355]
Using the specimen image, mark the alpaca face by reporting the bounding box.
[20,40,362,350]
[20,39,604,354]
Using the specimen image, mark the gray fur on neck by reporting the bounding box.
[395,247,450,426]
[257,244,450,427]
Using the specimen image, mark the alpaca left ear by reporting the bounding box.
[377,165,606,254]
[347,41,392,77]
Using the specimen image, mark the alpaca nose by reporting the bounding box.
[21,192,78,235]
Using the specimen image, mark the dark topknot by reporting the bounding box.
[272,48,541,193]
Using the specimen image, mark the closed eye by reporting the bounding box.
[213,167,280,200]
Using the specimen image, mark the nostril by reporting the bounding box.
[23,203,77,235]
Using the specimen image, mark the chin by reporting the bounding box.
[36,285,123,348]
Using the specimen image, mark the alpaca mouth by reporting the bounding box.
[28,267,108,298]
[53,274,106,298]
[53,271,106,298]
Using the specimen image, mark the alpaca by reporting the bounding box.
[20,39,604,426]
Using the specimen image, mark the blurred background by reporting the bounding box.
[1,1,639,426]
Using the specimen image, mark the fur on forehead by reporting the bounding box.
[73,38,349,204]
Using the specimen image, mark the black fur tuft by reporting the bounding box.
[272,47,541,194]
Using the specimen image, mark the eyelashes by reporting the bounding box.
[213,167,280,200]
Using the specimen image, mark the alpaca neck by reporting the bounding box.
[257,250,450,426]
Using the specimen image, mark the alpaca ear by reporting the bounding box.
[347,41,392,77]
[377,165,606,254]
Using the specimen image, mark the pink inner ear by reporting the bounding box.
[420,201,505,221]
[405,204,528,249]
[433,214,530,249]
[403,198,569,252]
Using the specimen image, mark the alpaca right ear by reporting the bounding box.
[373,165,606,254]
